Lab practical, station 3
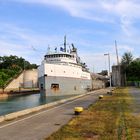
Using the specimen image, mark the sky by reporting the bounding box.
[0,0,140,73]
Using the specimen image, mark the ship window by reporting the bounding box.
[51,84,59,90]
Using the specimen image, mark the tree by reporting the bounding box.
[0,55,38,70]
[126,60,140,81]
[121,52,133,66]
[0,55,38,88]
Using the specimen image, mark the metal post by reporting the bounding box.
[104,53,111,88]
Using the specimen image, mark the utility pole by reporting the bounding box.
[115,40,121,86]
[115,40,119,65]
[104,53,111,88]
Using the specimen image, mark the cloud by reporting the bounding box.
[0,23,65,47]
[0,23,65,64]
[118,45,134,52]
[80,52,119,73]
[100,0,140,36]
[1,0,140,71]
[9,0,140,36]
[10,0,140,20]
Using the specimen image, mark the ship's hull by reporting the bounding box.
[38,61,92,96]
[39,76,92,96]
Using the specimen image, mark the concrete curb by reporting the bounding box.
[0,91,96,123]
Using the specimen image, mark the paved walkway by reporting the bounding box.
[0,89,108,140]
[129,87,140,114]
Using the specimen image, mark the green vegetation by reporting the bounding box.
[46,88,140,140]
[121,52,133,66]
[121,52,140,82]
[0,55,38,88]
[126,60,140,81]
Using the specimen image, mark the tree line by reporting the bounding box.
[121,52,140,81]
[0,55,38,88]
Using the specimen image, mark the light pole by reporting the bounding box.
[104,53,112,88]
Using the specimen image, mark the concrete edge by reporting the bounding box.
[0,90,98,123]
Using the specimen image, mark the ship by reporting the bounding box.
[38,36,92,96]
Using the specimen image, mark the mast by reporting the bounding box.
[64,35,66,52]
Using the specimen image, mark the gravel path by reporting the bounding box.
[129,87,140,114]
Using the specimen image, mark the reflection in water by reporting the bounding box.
[0,93,76,116]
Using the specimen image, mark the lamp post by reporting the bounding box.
[104,53,111,88]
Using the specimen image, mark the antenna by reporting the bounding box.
[64,35,66,52]
[115,40,119,65]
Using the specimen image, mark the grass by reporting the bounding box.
[45,88,140,140]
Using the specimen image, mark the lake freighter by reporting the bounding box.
[38,37,92,96]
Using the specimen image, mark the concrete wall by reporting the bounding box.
[23,69,38,88]
[112,65,126,87]
[5,69,38,91]
[5,72,24,91]
[92,80,105,89]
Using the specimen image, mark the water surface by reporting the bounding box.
[0,93,76,116]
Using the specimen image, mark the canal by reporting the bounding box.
[0,93,76,116]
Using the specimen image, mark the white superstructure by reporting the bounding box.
[38,41,92,96]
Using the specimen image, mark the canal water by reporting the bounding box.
[0,93,76,116]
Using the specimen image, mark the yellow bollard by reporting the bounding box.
[74,107,83,115]
[99,95,103,99]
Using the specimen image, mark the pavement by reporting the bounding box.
[0,89,108,140]
[129,87,140,114]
